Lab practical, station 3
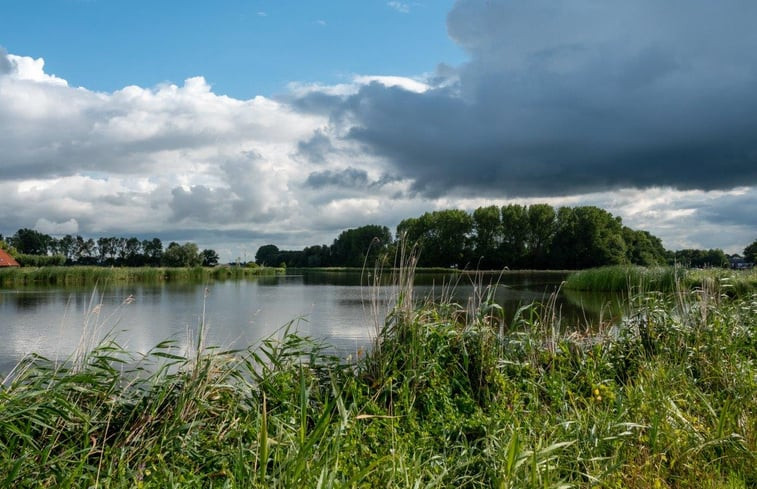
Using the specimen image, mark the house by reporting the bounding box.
[0,249,20,267]
[729,255,753,270]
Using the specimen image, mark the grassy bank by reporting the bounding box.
[0,265,284,287]
[1,273,755,487]
[565,265,757,295]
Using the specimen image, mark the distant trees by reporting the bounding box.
[162,242,202,268]
[331,225,392,267]
[255,225,392,268]
[200,249,220,267]
[1,229,217,268]
[671,249,729,268]
[398,211,472,267]
[255,205,676,270]
[744,239,757,264]
[7,228,54,255]
[254,245,281,266]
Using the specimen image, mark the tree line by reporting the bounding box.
[0,229,219,267]
[256,204,755,270]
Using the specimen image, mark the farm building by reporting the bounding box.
[0,249,20,267]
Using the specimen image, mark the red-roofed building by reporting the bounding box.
[0,249,20,267]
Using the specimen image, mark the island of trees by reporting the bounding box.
[256,204,754,270]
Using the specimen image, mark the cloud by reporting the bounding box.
[305,168,370,189]
[0,48,12,74]
[387,2,410,14]
[301,0,757,198]
[2,8,757,263]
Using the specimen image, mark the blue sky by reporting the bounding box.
[2,0,465,98]
[1,0,756,261]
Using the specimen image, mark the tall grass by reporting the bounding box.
[565,265,757,296]
[0,265,284,287]
[0,262,755,487]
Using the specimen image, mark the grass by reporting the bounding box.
[565,265,757,295]
[0,265,284,287]
[0,261,755,487]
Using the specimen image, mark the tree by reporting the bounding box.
[471,206,503,269]
[74,236,97,265]
[398,210,473,267]
[255,244,280,266]
[623,228,667,266]
[201,249,220,267]
[57,234,76,264]
[142,238,163,266]
[673,249,729,268]
[97,237,117,265]
[122,237,143,266]
[330,225,392,267]
[500,204,529,268]
[163,242,201,267]
[744,239,757,263]
[526,204,557,268]
[8,228,54,255]
[551,206,626,269]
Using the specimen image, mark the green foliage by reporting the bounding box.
[330,225,391,267]
[255,244,280,266]
[743,239,757,263]
[14,253,66,267]
[672,248,730,268]
[7,228,54,255]
[1,272,755,487]
[200,248,220,267]
[0,265,283,287]
[565,266,757,296]
[162,242,201,267]
[397,209,473,267]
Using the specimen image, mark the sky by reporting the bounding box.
[1,0,756,262]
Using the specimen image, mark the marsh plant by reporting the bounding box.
[0,261,755,487]
[0,265,283,287]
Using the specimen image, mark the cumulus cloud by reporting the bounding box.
[2,3,756,263]
[302,0,757,198]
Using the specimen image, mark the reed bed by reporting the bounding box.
[565,265,757,295]
[0,265,283,287]
[0,265,755,487]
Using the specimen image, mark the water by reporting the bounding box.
[0,270,621,373]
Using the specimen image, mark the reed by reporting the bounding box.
[0,265,284,287]
[0,263,754,487]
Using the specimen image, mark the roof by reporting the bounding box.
[0,249,20,267]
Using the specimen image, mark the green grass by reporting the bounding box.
[565,265,757,295]
[0,265,284,287]
[0,265,755,487]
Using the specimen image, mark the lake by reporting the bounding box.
[0,270,621,373]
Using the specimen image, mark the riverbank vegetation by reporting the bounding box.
[255,204,753,271]
[1,230,219,268]
[0,265,283,287]
[1,268,754,487]
[565,265,757,296]
[3,205,754,272]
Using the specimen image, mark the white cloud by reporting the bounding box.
[387,2,410,14]
[1,47,754,260]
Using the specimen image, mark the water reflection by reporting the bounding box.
[0,271,623,374]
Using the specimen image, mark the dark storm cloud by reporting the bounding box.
[696,191,757,229]
[305,168,370,189]
[296,129,335,163]
[313,0,757,197]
